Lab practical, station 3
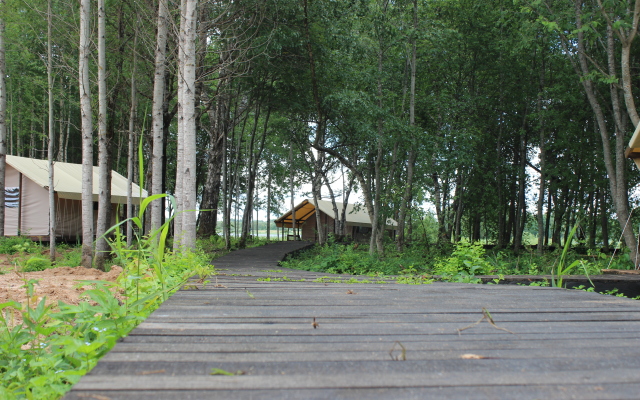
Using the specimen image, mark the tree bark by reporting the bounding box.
[396,0,418,251]
[47,0,55,262]
[176,0,198,250]
[0,0,6,237]
[596,0,640,126]
[151,0,169,235]
[198,64,231,237]
[95,0,109,271]
[239,104,269,248]
[536,58,546,256]
[569,1,637,264]
[79,0,93,267]
[126,25,138,247]
[513,128,527,252]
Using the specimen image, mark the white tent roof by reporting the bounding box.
[275,199,397,229]
[6,155,148,204]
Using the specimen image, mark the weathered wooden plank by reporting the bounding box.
[130,320,640,334]
[85,356,640,376]
[141,312,640,324]
[119,330,640,343]
[97,347,640,363]
[64,384,640,400]
[105,337,640,354]
[69,369,640,391]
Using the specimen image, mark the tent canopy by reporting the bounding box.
[6,155,148,204]
[626,122,640,170]
[275,199,397,229]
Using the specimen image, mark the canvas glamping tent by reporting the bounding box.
[275,199,397,242]
[626,123,640,168]
[3,155,147,241]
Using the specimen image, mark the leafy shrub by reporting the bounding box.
[57,248,83,267]
[433,241,492,277]
[21,257,51,272]
[0,236,34,255]
[280,243,434,276]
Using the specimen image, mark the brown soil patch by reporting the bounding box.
[0,266,123,307]
[0,251,123,327]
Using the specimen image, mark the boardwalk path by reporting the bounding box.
[66,241,640,399]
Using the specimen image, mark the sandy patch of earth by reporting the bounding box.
[0,252,123,326]
[0,266,123,306]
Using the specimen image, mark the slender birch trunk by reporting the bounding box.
[127,25,138,247]
[95,0,109,271]
[0,0,6,236]
[173,0,186,250]
[151,0,169,235]
[47,0,55,261]
[175,0,198,250]
[0,0,13,237]
[79,0,93,267]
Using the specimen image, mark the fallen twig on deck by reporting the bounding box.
[457,308,515,335]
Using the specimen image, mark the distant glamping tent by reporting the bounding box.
[275,199,397,242]
[3,155,147,241]
[626,122,640,168]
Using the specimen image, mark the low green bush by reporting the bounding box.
[21,257,51,272]
[433,241,492,278]
[57,248,83,268]
[0,236,34,255]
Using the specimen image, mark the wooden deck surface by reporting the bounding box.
[65,241,640,399]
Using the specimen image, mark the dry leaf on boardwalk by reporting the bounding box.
[460,354,487,359]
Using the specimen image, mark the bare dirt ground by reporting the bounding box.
[0,252,123,315]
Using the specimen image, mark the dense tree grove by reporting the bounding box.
[0,0,639,263]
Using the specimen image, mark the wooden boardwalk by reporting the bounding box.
[65,241,640,399]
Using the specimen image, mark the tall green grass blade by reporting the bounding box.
[554,221,581,288]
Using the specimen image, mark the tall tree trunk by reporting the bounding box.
[596,0,640,126]
[371,47,385,256]
[290,145,296,239]
[320,165,339,235]
[544,189,552,247]
[29,111,34,158]
[64,106,70,162]
[513,130,527,252]
[0,0,6,236]
[175,0,198,250]
[266,167,271,240]
[397,0,418,252]
[47,0,55,262]
[57,82,64,162]
[79,0,93,267]
[126,25,138,247]
[588,190,597,249]
[568,1,638,264]
[198,68,230,237]
[340,172,355,238]
[240,105,269,248]
[311,153,324,245]
[536,54,546,256]
[151,0,169,235]
[600,190,609,252]
[95,0,109,271]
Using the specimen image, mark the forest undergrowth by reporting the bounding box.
[280,238,636,287]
